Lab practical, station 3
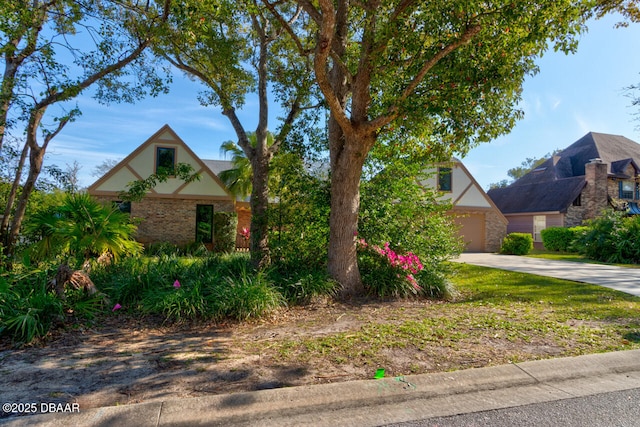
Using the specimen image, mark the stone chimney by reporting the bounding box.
[584,158,608,220]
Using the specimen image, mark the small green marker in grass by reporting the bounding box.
[374,368,385,379]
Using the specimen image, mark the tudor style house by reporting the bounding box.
[88,125,248,249]
[423,160,508,252]
[89,125,506,252]
[487,132,640,244]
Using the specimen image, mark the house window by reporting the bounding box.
[196,204,213,244]
[113,200,131,213]
[438,167,452,192]
[156,147,175,175]
[533,215,546,243]
[619,181,634,199]
[572,193,581,206]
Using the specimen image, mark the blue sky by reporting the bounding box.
[46,13,640,191]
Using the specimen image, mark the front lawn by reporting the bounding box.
[3,262,639,408]
[241,263,640,376]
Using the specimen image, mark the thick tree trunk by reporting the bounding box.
[328,131,373,298]
[249,153,271,269]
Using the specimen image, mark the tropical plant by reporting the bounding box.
[0,263,97,345]
[219,135,272,199]
[215,268,284,321]
[24,192,142,263]
[92,253,290,323]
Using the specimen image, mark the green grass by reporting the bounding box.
[527,250,591,262]
[260,263,640,373]
[527,250,640,268]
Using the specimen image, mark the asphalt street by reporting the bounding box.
[386,387,640,427]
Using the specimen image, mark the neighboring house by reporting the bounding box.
[423,160,508,252]
[88,124,246,249]
[487,132,640,245]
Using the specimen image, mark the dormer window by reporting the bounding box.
[438,167,452,192]
[156,146,175,175]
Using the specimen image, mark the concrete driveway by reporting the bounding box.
[454,253,640,297]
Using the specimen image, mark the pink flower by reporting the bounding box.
[173,280,181,289]
[112,303,122,312]
[240,227,250,240]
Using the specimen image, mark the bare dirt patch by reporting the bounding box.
[0,298,610,420]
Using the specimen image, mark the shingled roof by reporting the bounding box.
[488,132,640,214]
[488,176,586,214]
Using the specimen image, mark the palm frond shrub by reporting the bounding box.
[24,192,142,264]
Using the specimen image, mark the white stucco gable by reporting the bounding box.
[88,124,233,201]
[422,160,498,209]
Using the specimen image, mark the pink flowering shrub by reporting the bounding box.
[357,239,426,297]
[357,237,454,299]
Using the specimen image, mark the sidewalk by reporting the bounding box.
[3,349,640,426]
[454,253,640,297]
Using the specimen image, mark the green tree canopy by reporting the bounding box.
[154,0,319,268]
[265,0,595,296]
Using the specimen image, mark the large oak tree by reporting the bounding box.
[265,0,594,297]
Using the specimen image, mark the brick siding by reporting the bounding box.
[94,196,234,246]
[484,210,507,252]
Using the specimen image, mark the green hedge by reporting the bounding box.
[213,212,238,253]
[572,212,640,264]
[500,233,533,255]
[541,227,576,252]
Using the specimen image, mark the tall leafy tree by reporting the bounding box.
[156,0,317,268]
[0,0,173,256]
[265,0,595,297]
[595,0,640,24]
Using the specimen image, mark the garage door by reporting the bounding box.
[454,213,485,252]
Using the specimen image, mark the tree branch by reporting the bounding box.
[313,0,353,137]
[368,23,482,131]
[261,0,310,56]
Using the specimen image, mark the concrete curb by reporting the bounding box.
[4,349,640,426]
